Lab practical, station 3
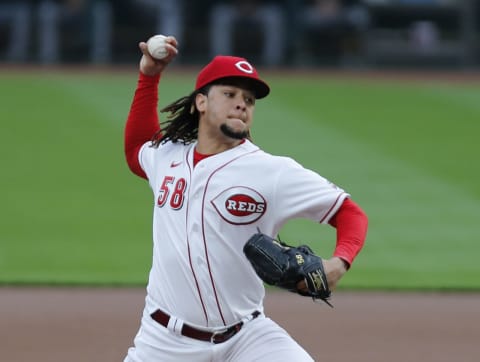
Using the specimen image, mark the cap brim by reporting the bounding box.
[214,76,270,99]
[250,79,270,99]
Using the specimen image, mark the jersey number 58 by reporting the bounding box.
[157,176,187,209]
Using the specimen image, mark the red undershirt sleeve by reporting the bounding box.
[124,72,162,179]
[328,198,368,267]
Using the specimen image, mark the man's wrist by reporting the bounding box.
[332,256,350,271]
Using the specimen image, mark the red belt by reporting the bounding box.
[150,309,260,344]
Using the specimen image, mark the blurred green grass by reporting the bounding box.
[1,69,479,290]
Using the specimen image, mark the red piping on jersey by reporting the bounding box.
[319,193,345,224]
[200,149,261,326]
[186,235,210,323]
[184,151,210,324]
[193,140,246,167]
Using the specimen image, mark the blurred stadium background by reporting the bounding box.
[0,0,479,68]
[2,5,479,362]
[1,0,479,291]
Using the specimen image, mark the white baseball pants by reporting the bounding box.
[124,312,314,362]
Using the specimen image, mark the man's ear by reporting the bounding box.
[195,93,207,113]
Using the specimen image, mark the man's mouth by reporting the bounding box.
[228,116,245,123]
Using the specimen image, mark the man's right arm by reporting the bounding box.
[124,73,161,179]
[124,37,179,179]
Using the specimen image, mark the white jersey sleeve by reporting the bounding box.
[138,141,185,189]
[138,142,157,183]
[273,156,349,225]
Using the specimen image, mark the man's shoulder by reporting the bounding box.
[142,140,193,159]
[244,144,298,167]
[153,140,193,151]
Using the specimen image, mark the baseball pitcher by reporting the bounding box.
[122,35,368,362]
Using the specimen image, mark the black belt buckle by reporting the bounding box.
[211,324,242,344]
[211,310,261,343]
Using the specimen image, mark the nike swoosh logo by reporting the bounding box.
[170,161,182,168]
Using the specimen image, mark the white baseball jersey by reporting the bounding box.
[138,138,348,329]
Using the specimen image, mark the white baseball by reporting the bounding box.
[147,35,168,60]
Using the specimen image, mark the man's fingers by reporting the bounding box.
[139,42,150,55]
[296,279,308,292]
[164,36,178,48]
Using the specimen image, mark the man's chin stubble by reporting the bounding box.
[220,124,248,140]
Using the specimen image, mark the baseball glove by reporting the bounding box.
[243,231,333,307]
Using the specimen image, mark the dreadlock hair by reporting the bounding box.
[151,85,210,147]
[151,77,256,147]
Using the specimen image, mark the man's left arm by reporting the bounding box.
[324,198,368,289]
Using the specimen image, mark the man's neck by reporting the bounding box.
[195,138,245,155]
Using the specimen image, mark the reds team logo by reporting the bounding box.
[211,186,266,225]
[235,60,254,74]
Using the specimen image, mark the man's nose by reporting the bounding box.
[235,97,247,110]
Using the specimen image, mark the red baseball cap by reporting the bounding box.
[195,56,270,99]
